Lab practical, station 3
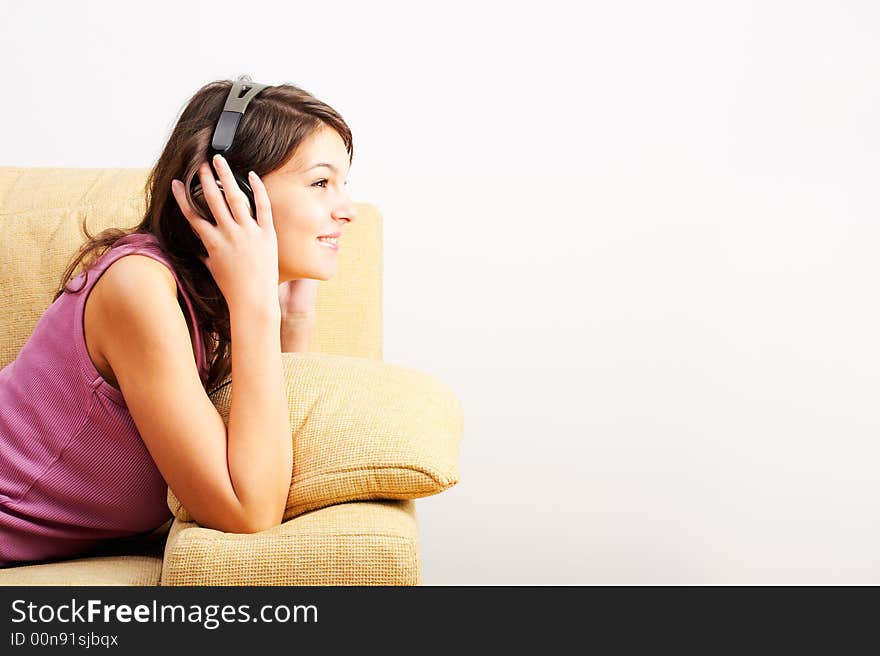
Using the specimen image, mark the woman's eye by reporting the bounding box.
[312,179,350,189]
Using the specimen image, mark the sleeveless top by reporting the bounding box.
[0,232,209,567]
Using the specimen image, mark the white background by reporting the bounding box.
[2,0,879,584]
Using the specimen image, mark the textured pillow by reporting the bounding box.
[167,352,463,524]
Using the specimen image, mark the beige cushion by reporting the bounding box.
[161,500,420,586]
[0,553,164,586]
[168,352,463,522]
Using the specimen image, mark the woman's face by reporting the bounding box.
[260,125,357,282]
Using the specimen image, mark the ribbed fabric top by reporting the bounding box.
[0,232,208,567]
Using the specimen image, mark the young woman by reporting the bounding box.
[0,78,357,567]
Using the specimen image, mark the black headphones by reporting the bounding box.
[191,74,273,220]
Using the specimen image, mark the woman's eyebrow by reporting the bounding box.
[304,162,347,175]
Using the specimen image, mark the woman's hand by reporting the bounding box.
[171,154,279,315]
[279,279,317,351]
[278,278,319,321]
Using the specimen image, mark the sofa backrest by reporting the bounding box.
[0,167,382,370]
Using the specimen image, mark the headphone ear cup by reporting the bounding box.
[189,172,256,222]
[188,179,217,225]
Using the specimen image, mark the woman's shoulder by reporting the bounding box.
[98,234,178,293]
[93,254,179,314]
[83,251,185,393]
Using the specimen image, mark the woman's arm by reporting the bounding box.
[226,302,292,530]
[95,255,291,533]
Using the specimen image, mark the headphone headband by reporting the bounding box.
[211,75,272,153]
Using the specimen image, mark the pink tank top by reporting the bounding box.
[0,232,209,567]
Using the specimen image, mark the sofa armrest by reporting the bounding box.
[168,352,464,523]
[160,499,420,586]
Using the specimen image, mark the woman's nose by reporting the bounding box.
[335,200,357,223]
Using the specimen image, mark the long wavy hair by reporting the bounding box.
[51,78,354,393]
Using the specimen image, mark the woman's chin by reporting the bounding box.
[282,270,333,283]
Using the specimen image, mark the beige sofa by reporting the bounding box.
[0,167,463,585]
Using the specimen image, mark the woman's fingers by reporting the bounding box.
[171,179,213,246]
[197,160,236,228]
[208,154,253,225]
[172,155,272,253]
[247,170,274,230]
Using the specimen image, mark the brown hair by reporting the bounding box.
[51,78,354,393]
